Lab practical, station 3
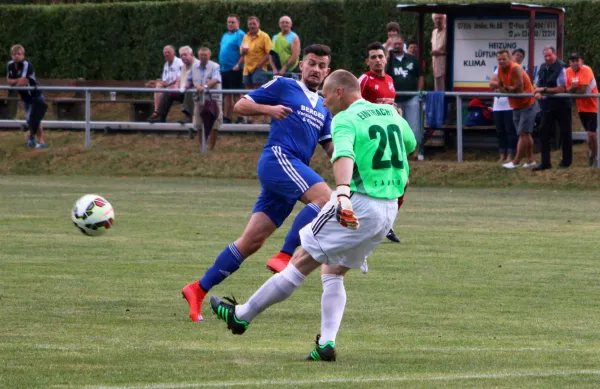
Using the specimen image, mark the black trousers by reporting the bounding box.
[539,105,572,167]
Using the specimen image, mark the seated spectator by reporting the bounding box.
[406,40,426,72]
[219,14,246,124]
[269,15,301,78]
[566,52,598,166]
[146,45,184,121]
[187,48,223,151]
[150,46,197,123]
[241,16,272,90]
[7,44,47,148]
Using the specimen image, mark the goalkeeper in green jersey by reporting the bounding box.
[210,69,416,362]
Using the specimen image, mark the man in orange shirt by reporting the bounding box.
[566,52,598,166]
[493,50,538,169]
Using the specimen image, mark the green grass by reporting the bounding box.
[1,176,599,389]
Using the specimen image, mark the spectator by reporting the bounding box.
[383,22,401,55]
[406,39,426,72]
[358,41,403,244]
[147,45,184,121]
[566,52,598,166]
[533,46,572,171]
[386,35,424,155]
[431,14,447,91]
[496,49,538,170]
[188,47,223,151]
[150,46,197,123]
[219,14,246,124]
[241,16,272,90]
[7,44,47,148]
[489,49,524,162]
[269,15,301,78]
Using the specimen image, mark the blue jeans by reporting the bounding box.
[397,95,422,147]
[22,95,45,125]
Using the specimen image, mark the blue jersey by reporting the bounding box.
[245,77,332,165]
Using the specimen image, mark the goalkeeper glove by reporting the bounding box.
[335,185,359,230]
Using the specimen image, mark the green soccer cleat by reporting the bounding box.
[305,334,336,362]
[209,295,249,335]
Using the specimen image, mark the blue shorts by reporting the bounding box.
[253,146,324,227]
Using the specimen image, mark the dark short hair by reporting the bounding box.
[387,21,400,33]
[248,16,259,23]
[303,44,332,60]
[407,40,418,47]
[227,14,240,22]
[366,42,385,58]
[497,49,510,57]
[512,48,525,58]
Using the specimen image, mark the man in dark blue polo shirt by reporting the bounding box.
[7,45,47,148]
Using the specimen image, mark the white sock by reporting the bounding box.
[319,274,346,345]
[236,264,306,323]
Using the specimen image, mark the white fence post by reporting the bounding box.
[85,89,91,149]
[456,95,463,163]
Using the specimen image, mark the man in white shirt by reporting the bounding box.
[147,45,184,121]
[431,14,447,91]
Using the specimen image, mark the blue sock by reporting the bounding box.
[199,243,244,292]
[281,203,321,255]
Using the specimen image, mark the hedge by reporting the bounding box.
[0,0,595,81]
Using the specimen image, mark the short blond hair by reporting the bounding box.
[11,44,24,55]
[324,69,360,93]
[179,45,193,55]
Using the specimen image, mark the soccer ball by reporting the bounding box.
[71,194,115,236]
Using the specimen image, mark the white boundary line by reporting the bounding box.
[78,370,600,389]
[30,344,600,353]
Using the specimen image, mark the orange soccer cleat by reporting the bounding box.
[182,282,207,322]
[266,251,292,274]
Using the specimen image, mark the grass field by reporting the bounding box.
[1,176,600,389]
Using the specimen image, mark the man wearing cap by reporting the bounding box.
[566,52,598,166]
[533,46,572,171]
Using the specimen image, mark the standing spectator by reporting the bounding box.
[496,49,538,170]
[269,15,301,78]
[147,45,184,121]
[220,14,246,124]
[489,49,524,162]
[532,46,572,171]
[241,16,272,90]
[358,41,402,244]
[7,44,47,148]
[188,48,222,151]
[386,35,424,153]
[566,52,598,166]
[383,22,401,55]
[150,46,197,123]
[431,14,447,91]
[407,39,426,72]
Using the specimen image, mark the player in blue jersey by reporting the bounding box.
[182,44,334,322]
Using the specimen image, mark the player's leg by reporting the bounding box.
[182,210,278,322]
[266,155,332,273]
[303,193,397,361]
[210,246,322,334]
[36,125,45,147]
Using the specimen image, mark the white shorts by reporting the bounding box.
[299,192,398,269]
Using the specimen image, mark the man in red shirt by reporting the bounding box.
[358,42,404,244]
[566,52,598,166]
[358,42,396,105]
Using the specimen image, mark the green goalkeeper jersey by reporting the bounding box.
[331,99,417,199]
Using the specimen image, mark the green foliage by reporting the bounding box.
[0,0,595,80]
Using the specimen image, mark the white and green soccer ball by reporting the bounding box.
[71,194,115,236]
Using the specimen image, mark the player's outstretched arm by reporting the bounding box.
[234,98,292,120]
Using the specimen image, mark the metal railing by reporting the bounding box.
[1,86,599,168]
